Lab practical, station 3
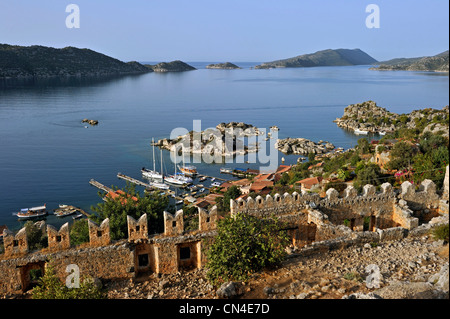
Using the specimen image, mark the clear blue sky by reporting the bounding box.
[0,0,448,62]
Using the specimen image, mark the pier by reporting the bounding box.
[89,179,113,193]
[117,173,153,188]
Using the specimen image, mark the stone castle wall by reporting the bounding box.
[1,174,448,296]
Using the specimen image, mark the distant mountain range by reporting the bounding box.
[254,49,378,69]
[371,51,449,72]
[0,44,196,78]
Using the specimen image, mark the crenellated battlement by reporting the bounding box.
[88,218,111,247]
[127,214,148,242]
[1,176,447,296]
[47,223,70,251]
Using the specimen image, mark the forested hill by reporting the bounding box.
[371,51,449,72]
[0,44,151,78]
[254,49,378,69]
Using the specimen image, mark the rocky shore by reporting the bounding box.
[153,122,264,156]
[334,100,449,136]
[102,235,448,299]
[275,138,335,155]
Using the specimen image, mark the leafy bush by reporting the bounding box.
[24,221,48,251]
[69,219,90,246]
[431,224,449,242]
[32,262,106,299]
[205,213,290,286]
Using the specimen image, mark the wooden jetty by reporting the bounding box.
[89,179,113,193]
[117,173,153,188]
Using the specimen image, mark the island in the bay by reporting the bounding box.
[254,48,378,69]
[153,122,264,156]
[206,62,241,69]
[334,100,449,138]
[370,51,449,72]
[0,44,196,78]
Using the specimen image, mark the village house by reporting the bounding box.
[295,176,323,192]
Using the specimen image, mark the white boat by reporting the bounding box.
[150,181,169,190]
[220,167,233,174]
[17,204,47,219]
[211,181,222,187]
[73,214,83,220]
[59,204,68,209]
[378,131,386,136]
[175,173,193,183]
[55,208,77,217]
[142,138,164,180]
[354,129,369,135]
[164,175,186,186]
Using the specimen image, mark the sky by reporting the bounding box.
[0,0,448,62]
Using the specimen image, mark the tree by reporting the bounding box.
[387,141,416,170]
[91,183,169,240]
[356,138,370,154]
[69,219,89,246]
[205,213,289,286]
[24,221,47,251]
[354,163,382,190]
[221,185,242,213]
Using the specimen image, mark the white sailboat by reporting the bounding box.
[142,138,163,180]
[164,152,187,186]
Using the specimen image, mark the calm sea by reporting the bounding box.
[0,63,448,230]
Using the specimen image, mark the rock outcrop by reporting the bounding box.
[275,138,335,155]
[334,101,449,135]
[153,122,264,156]
[206,62,241,69]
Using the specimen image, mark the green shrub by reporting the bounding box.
[431,224,449,242]
[205,213,289,286]
[32,261,106,299]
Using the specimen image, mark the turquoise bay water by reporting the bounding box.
[0,63,448,230]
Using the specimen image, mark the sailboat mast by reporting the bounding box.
[152,137,156,172]
[161,148,164,179]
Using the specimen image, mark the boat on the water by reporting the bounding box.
[178,165,198,177]
[54,208,77,217]
[16,204,47,219]
[378,131,386,136]
[142,167,163,180]
[164,175,186,186]
[150,181,169,190]
[73,214,83,220]
[142,138,164,180]
[354,128,369,135]
[220,168,233,174]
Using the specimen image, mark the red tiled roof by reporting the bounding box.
[275,165,292,175]
[296,176,323,189]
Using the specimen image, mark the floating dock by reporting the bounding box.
[89,179,113,193]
